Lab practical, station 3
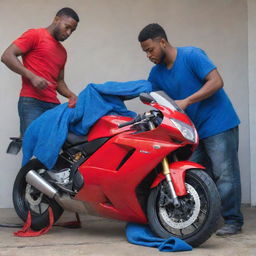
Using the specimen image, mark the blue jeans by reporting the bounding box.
[18,97,59,137]
[190,127,244,226]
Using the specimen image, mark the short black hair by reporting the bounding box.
[56,7,79,22]
[138,23,168,42]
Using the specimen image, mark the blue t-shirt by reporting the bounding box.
[148,46,240,139]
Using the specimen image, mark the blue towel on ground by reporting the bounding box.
[22,80,152,169]
[125,223,192,252]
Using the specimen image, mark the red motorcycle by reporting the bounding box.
[12,91,220,247]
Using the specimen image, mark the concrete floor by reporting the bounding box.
[0,206,255,256]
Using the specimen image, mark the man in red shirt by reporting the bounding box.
[1,7,79,137]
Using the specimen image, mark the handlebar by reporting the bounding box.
[118,119,137,128]
[118,111,159,129]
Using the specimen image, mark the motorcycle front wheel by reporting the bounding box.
[147,169,221,247]
[13,159,63,230]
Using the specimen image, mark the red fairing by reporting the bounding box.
[151,161,205,196]
[73,94,199,223]
[75,130,180,223]
[151,102,194,126]
[87,115,133,141]
[133,103,198,146]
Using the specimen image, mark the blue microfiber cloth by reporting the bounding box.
[126,223,192,252]
[22,80,152,169]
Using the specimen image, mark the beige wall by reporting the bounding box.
[248,0,256,206]
[0,0,250,207]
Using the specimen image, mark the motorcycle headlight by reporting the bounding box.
[170,118,196,143]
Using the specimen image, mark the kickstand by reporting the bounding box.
[55,212,81,229]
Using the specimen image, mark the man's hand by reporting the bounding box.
[175,98,191,110]
[68,94,78,108]
[30,75,51,90]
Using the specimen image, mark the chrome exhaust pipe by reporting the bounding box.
[25,170,96,215]
[26,170,58,199]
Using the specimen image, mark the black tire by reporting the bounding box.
[147,169,221,247]
[13,159,63,230]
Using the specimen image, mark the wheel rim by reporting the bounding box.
[24,168,50,216]
[157,179,209,238]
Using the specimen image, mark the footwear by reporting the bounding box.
[216,224,242,236]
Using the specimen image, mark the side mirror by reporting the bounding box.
[139,93,155,104]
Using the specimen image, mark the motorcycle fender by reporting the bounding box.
[150,161,205,196]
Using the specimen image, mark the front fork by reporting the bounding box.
[148,119,180,208]
[161,157,180,208]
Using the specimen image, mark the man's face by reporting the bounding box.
[140,38,166,64]
[53,15,78,42]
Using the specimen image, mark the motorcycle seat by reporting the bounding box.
[66,133,88,145]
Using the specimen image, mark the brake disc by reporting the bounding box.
[25,184,43,206]
[159,183,201,229]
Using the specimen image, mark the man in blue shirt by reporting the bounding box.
[138,23,243,236]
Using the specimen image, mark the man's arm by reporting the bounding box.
[175,69,223,110]
[1,44,50,89]
[56,69,77,108]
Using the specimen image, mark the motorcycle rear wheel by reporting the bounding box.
[147,169,220,247]
[13,159,63,230]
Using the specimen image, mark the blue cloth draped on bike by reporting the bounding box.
[125,223,192,252]
[22,80,152,169]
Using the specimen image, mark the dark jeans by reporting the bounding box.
[190,127,244,227]
[18,97,59,137]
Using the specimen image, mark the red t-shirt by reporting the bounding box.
[13,28,67,103]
